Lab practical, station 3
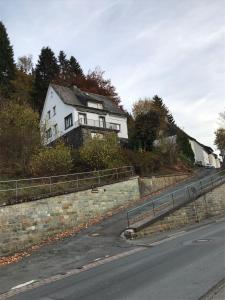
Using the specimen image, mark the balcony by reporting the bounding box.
[74,118,120,131]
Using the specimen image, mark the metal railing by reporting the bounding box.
[0,166,134,206]
[74,118,120,131]
[127,170,225,227]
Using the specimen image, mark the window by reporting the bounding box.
[99,116,106,128]
[88,101,103,109]
[53,106,56,116]
[53,124,58,135]
[46,128,52,139]
[91,132,104,139]
[65,113,73,129]
[47,110,51,119]
[78,113,87,125]
[109,123,120,131]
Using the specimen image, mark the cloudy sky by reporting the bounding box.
[1,0,225,151]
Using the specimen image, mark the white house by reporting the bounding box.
[189,139,210,167]
[189,138,221,168]
[40,84,128,147]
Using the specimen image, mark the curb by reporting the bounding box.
[199,277,225,300]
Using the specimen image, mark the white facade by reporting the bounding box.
[41,85,128,145]
[189,139,210,166]
[215,158,221,168]
[208,153,217,168]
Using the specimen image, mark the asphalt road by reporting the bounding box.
[7,216,225,300]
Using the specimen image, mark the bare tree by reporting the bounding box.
[17,55,33,74]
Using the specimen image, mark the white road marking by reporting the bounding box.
[11,280,37,290]
[150,231,187,246]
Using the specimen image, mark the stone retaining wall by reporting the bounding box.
[0,173,191,256]
[139,174,189,197]
[0,178,140,256]
[137,182,225,237]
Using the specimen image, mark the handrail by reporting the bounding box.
[74,118,120,131]
[126,170,225,226]
[0,166,134,206]
[0,165,132,184]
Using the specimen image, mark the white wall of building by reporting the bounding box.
[208,154,217,168]
[41,86,77,144]
[189,140,210,166]
[41,86,128,144]
[215,158,221,168]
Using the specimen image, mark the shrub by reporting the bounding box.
[80,133,125,170]
[30,142,73,176]
[122,149,162,176]
[0,102,41,176]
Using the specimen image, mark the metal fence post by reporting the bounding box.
[76,175,79,189]
[116,168,119,180]
[49,177,52,194]
[211,176,213,191]
[171,193,174,208]
[187,187,191,201]
[98,171,101,185]
[15,180,18,201]
[152,200,155,216]
[127,212,130,227]
[200,180,203,192]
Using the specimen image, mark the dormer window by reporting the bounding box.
[87,101,103,109]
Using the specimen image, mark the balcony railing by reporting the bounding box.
[74,118,120,131]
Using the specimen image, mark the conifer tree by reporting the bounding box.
[69,56,84,77]
[58,50,69,79]
[0,21,15,97]
[33,47,59,113]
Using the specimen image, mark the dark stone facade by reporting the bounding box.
[62,125,123,148]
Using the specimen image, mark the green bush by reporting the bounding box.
[122,149,162,176]
[80,133,125,170]
[30,142,73,176]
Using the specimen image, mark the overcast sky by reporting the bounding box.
[1,0,225,151]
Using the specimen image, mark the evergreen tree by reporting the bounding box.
[152,95,176,135]
[135,110,160,151]
[0,21,15,97]
[69,56,83,77]
[33,47,59,113]
[58,50,69,79]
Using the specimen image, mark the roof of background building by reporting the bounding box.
[51,84,126,116]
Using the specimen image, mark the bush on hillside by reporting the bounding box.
[80,133,125,170]
[177,132,194,164]
[0,102,41,176]
[122,149,162,176]
[29,141,73,176]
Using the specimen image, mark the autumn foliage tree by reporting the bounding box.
[30,141,73,176]
[80,133,124,170]
[0,102,41,176]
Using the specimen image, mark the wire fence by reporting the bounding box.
[127,170,225,227]
[0,166,134,206]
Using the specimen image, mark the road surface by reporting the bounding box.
[6,216,225,300]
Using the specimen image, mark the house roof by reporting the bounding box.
[51,84,126,116]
